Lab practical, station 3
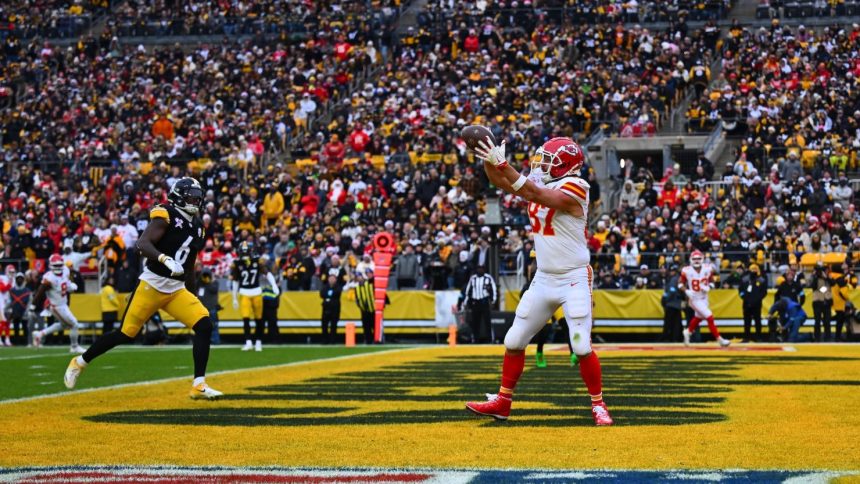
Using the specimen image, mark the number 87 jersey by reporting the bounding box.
[142,204,205,291]
[527,176,591,274]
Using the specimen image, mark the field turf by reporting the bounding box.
[0,345,389,401]
[0,343,858,482]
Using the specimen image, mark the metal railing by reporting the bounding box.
[0,14,97,40]
[617,178,859,209]
[599,249,852,279]
[702,121,724,156]
[107,3,409,38]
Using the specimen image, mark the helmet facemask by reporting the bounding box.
[691,253,704,269]
[180,187,203,216]
[170,178,204,217]
[530,143,583,183]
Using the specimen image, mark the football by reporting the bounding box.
[460,125,495,152]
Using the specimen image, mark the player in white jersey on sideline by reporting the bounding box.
[464,135,613,426]
[680,250,730,347]
[30,254,85,353]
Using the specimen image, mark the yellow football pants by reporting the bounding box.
[120,280,209,338]
[240,294,263,320]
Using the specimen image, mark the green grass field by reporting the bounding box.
[0,345,391,401]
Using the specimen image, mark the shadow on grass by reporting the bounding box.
[84,354,859,427]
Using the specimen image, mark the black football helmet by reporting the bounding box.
[238,241,254,260]
[168,177,204,216]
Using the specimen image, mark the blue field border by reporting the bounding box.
[0,465,856,483]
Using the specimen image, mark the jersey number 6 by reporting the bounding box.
[175,236,193,265]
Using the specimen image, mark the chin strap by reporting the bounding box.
[175,205,196,220]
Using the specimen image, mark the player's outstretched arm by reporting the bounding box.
[479,140,583,216]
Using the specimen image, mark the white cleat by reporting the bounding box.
[69,345,86,354]
[33,331,43,348]
[241,340,253,351]
[255,340,262,352]
[682,329,691,346]
[64,357,85,389]
[718,337,731,347]
[189,383,223,400]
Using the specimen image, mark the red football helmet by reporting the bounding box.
[690,250,704,269]
[49,254,64,274]
[531,137,585,182]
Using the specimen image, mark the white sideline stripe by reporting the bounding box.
[0,344,391,361]
[0,347,195,362]
[783,472,845,484]
[0,347,417,406]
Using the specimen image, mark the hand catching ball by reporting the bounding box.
[460,125,495,152]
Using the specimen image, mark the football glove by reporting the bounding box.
[158,254,184,277]
[232,297,239,310]
[475,137,508,169]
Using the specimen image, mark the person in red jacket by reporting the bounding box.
[323,134,346,167]
[658,180,679,209]
[464,29,479,53]
[334,36,352,62]
[347,124,370,153]
[301,187,320,216]
[198,239,223,268]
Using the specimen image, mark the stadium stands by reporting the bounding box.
[1,0,860,303]
[0,0,106,40]
[108,0,403,38]
[688,22,860,172]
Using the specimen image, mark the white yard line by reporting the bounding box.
[0,347,417,405]
[0,347,194,361]
[0,344,415,362]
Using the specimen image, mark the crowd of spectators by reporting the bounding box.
[107,0,403,38]
[298,0,724,170]
[0,0,107,40]
[686,21,860,173]
[0,149,527,295]
[419,1,735,27]
[591,150,858,292]
[0,20,388,174]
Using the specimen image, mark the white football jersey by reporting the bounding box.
[41,268,73,307]
[528,176,590,274]
[680,263,715,300]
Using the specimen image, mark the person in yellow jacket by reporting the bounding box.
[100,277,120,335]
[832,264,855,341]
[262,184,284,228]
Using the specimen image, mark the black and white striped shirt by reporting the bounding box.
[463,273,497,305]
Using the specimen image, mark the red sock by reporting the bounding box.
[0,321,8,337]
[688,316,701,332]
[706,316,721,339]
[578,351,603,404]
[498,351,525,398]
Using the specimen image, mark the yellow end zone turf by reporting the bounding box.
[0,345,858,471]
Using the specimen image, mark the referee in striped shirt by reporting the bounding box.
[354,270,388,344]
[458,265,497,343]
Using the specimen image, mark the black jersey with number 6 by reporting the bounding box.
[145,204,205,281]
[233,258,262,290]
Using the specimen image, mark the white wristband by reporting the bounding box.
[511,174,528,192]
